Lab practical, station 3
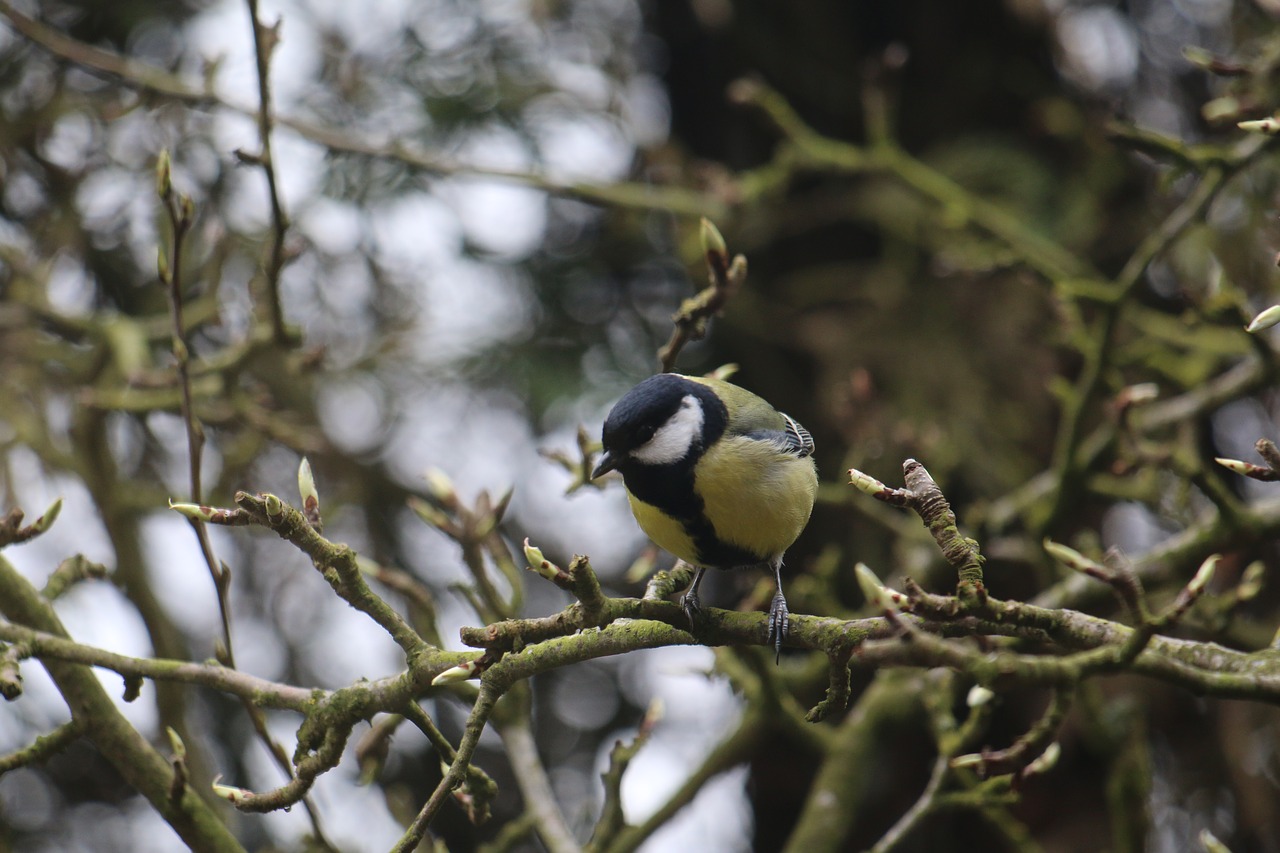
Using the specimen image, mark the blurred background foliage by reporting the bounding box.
[5,0,1280,850]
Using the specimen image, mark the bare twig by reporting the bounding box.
[867,753,951,853]
[499,716,582,853]
[157,152,232,667]
[1042,167,1238,532]
[729,77,1094,283]
[0,499,62,548]
[158,155,334,848]
[0,555,244,851]
[230,491,429,657]
[657,218,747,373]
[0,1,719,219]
[0,620,314,707]
[243,0,290,344]
[951,688,1073,780]
[599,708,766,853]
[392,683,502,852]
[0,720,82,772]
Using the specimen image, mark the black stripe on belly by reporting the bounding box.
[619,460,762,568]
[687,529,763,569]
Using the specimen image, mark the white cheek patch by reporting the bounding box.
[632,395,704,465]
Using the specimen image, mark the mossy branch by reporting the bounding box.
[228,491,431,659]
[0,555,245,852]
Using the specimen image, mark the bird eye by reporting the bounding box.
[635,424,656,444]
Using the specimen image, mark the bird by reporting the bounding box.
[591,372,817,656]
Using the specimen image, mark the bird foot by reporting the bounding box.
[767,591,789,662]
[681,588,706,633]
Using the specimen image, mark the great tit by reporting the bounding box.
[591,373,817,654]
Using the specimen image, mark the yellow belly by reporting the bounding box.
[627,492,701,564]
[625,436,817,566]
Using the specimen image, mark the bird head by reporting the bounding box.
[591,374,723,479]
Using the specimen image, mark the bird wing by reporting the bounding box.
[744,413,814,458]
[781,412,815,457]
[686,376,815,458]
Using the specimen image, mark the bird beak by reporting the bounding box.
[591,451,619,480]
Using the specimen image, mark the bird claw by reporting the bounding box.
[767,591,789,662]
[681,588,705,633]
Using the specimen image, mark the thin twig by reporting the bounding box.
[499,718,582,853]
[657,218,745,373]
[1042,168,1235,532]
[0,721,83,772]
[244,0,290,344]
[868,752,951,853]
[158,161,232,669]
[0,1,718,219]
[392,683,502,852]
[402,701,495,796]
[159,146,336,850]
[600,709,767,853]
[0,620,315,708]
[729,77,1094,283]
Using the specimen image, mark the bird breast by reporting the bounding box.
[693,434,818,562]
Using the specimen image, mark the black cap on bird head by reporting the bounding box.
[591,374,724,479]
